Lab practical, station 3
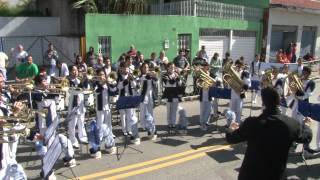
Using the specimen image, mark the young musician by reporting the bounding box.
[67,65,88,148]
[198,62,215,131]
[139,62,158,140]
[117,62,140,145]
[290,66,317,154]
[229,60,251,123]
[89,69,117,158]
[162,63,187,133]
[250,54,261,104]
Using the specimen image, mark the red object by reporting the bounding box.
[271,0,320,10]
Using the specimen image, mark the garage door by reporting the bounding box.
[199,36,229,63]
[231,36,256,65]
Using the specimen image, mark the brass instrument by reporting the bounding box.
[5,81,34,90]
[132,69,141,78]
[287,72,304,94]
[50,77,70,92]
[223,63,246,97]
[261,69,273,89]
[107,71,118,85]
[196,69,216,90]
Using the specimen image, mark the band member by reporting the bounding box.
[229,60,251,123]
[139,62,158,140]
[198,62,215,131]
[289,66,317,154]
[117,62,140,145]
[250,54,261,104]
[162,63,187,133]
[270,68,288,115]
[90,69,117,157]
[67,65,88,148]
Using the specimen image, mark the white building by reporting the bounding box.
[266,0,320,62]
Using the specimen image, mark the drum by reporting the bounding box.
[84,93,94,107]
[55,94,65,111]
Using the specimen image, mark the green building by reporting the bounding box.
[86,0,269,64]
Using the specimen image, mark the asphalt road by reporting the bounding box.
[18,84,320,180]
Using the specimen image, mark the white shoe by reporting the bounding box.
[94,151,102,159]
[48,171,56,180]
[72,142,80,149]
[151,134,157,141]
[106,147,117,154]
[65,159,77,168]
[131,138,140,145]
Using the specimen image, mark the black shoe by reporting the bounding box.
[305,148,317,154]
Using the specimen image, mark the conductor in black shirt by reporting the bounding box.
[226,87,312,180]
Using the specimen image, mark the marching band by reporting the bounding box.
[0,48,320,179]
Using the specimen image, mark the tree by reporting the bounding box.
[71,0,98,13]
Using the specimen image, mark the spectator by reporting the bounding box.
[222,52,232,67]
[192,51,206,66]
[132,51,143,69]
[0,52,8,80]
[86,46,96,67]
[56,60,69,77]
[291,43,297,63]
[12,44,28,66]
[185,49,192,65]
[226,87,312,180]
[124,55,135,73]
[103,57,112,76]
[156,50,169,71]
[297,58,304,77]
[15,55,39,80]
[75,55,87,73]
[303,52,315,61]
[260,53,266,62]
[44,43,59,76]
[145,52,158,69]
[127,45,137,58]
[93,54,105,70]
[199,45,209,61]
[277,49,289,64]
[210,53,222,78]
[173,49,189,73]
[286,42,293,62]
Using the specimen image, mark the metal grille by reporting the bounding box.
[178,34,192,51]
[199,29,230,36]
[98,36,112,58]
[233,30,256,37]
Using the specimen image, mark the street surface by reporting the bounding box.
[19,82,320,180]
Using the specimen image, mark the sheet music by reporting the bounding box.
[42,135,62,178]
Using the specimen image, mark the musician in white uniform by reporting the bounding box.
[138,62,158,140]
[117,62,140,145]
[89,69,117,158]
[250,54,261,104]
[67,65,88,148]
[162,63,187,134]
[229,60,251,123]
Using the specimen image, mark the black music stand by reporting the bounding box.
[116,96,143,161]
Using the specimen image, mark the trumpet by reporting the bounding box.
[261,69,273,89]
[196,69,216,90]
[132,69,141,78]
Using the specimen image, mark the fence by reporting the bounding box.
[149,0,263,21]
[0,35,80,79]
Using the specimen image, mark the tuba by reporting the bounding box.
[222,63,246,97]
[196,69,216,90]
[287,72,304,94]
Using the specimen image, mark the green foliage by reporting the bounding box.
[0,0,43,16]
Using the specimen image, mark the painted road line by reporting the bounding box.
[101,145,233,180]
[78,144,224,180]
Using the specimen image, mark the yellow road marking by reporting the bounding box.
[78,144,223,180]
[102,145,232,180]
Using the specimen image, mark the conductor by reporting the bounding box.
[226,87,312,180]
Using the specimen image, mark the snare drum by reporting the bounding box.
[84,93,94,107]
[55,94,65,111]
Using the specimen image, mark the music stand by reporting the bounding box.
[209,87,231,131]
[116,96,143,161]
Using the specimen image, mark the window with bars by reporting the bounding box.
[178,34,192,52]
[98,36,112,58]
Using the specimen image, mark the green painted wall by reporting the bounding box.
[86,14,262,62]
[210,0,269,8]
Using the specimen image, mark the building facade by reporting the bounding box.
[266,0,320,62]
[86,0,268,64]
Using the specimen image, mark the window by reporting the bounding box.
[98,36,111,58]
[178,34,192,52]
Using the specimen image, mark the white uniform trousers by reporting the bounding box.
[119,108,139,137]
[200,101,212,127]
[166,101,178,126]
[101,124,115,148]
[96,110,113,140]
[212,98,218,115]
[316,122,320,149]
[68,113,87,145]
[140,101,156,134]
[230,96,243,123]
[58,134,75,160]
